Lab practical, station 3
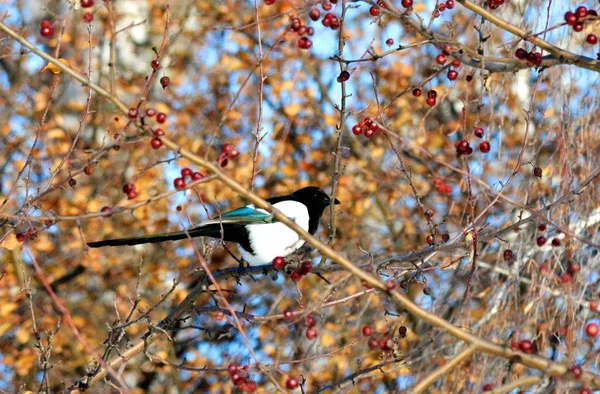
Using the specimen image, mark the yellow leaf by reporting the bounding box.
[0,233,20,251]
[413,3,427,12]
[286,103,301,117]
[41,58,72,74]
[0,302,18,316]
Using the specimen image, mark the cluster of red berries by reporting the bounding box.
[564,6,599,43]
[227,363,256,393]
[430,0,455,17]
[218,143,240,167]
[411,88,438,107]
[433,178,453,194]
[289,16,315,50]
[173,167,204,190]
[487,0,505,10]
[304,314,318,339]
[514,48,543,66]
[351,117,379,138]
[127,105,168,149]
[436,54,462,80]
[510,338,534,354]
[40,20,54,38]
[122,183,137,200]
[362,324,394,351]
[368,0,390,17]
[535,223,562,248]
[272,256,313,281]
[15,228,38,243]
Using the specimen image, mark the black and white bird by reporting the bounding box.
[87,186,340,266]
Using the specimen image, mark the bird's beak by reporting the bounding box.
[333,198,341,205]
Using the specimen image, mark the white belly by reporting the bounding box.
[239,200,309,266]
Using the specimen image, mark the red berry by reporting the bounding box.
[84,164,95,176]
[337,70,350,83]
[412,88,422,97]
[515,48,528,60]
[447,69,458,81]
[265,0,276,4]
[83,12,93,23]
[380,338,394,351]
[362,325,373,336]
[568,261,580,274]
[128,107,139,119]
[479,141,490,153]
[352,124,362,135]
[519,339,533,353]
[305,315,316,327]
[536,236,547,246]
[586,34,598,45]
[228,363,239,375]
[482,384,492,392]
[571,365,583,379]
[154,128,165,137]
[426,97,436,106]
[192,172,204,181]
[369,6,380,16]
[127,190,137,200]
[298,37,313,50]
[283,309,294,320]
[286,377,299,389]
[145,108,157,117]
[564,11,578,25]
[40,27,53,38]
[306,27,315,36]
[537,223,547,231]
[432,9,440,17]
[16,233,26,242]
[156,112,167,123]
[322,1,332,10]
[160,76,170,88]
[575,6,588,19]
[81,0,94,8]
[309,8,321,21]
[438,4,446,11]
[560,272,573,284]
[451,58,461,68]
[551,238,561,247]
[446,0,454,8]
[386,38,394,46]
[173,177,185,189]
[574,22,584,32]
[100,206,112,217]
[122,183,135,193]
[151,60,160,69]
[385,279,396,290]
[401,0,413,7]
[40,20,51,28]
[368,338,379,349]
[580,389,592,394]
[474,127,484,138]
[305,327,318,339]
[534,167,543,178]
[364,128,374,138]
[587,321,600,337]
[590,301,599,311]
[181,168,193,178]
[290,271,303,281]
[299,261,312,275]
[503,249,513,261]
[427,89,437,98]
[241,381,257,393]
[272,256,286,270]
[150,138,163,149]
[436,54,447,64]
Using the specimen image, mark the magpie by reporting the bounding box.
[87,186,340,266]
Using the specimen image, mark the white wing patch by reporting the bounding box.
[239,200,309,266]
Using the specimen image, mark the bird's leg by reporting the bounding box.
[220,242,247,280]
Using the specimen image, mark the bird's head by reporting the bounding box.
[291,186,340,213]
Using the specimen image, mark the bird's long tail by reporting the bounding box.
[87,225,221,248]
